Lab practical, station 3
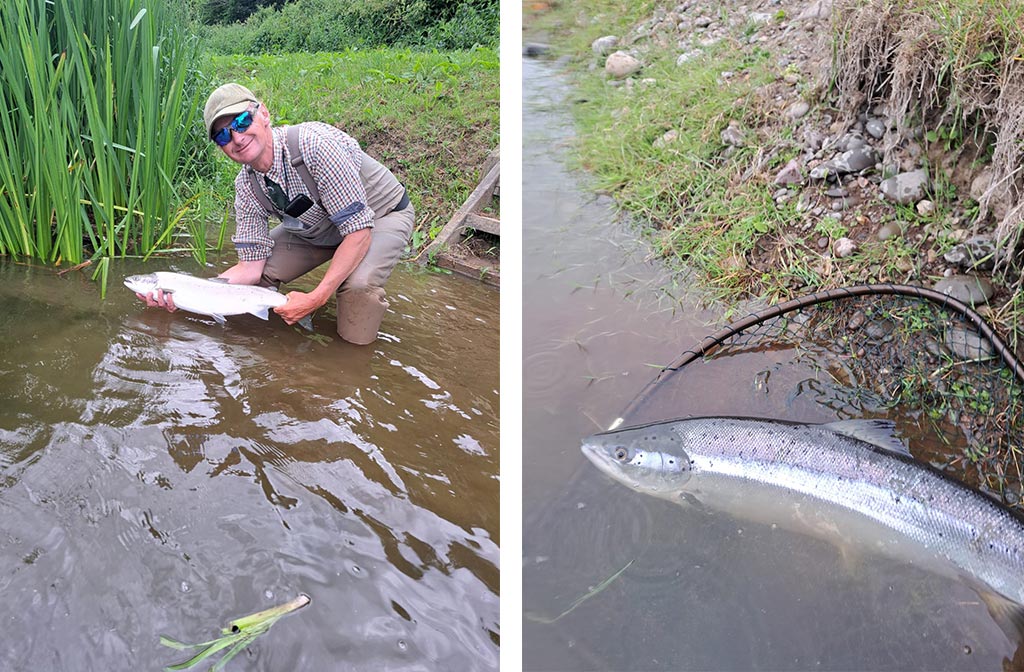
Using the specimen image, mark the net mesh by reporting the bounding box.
[621,285,1024,507]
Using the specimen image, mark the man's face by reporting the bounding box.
[213,104,272,168]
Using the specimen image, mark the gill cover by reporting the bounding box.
[583,422,693,494]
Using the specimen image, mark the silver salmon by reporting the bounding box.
[582,416,1024,639]
[124,271,307,328]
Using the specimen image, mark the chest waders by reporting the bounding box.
[247,126,414,345]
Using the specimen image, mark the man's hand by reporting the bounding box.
[136,289,177,312]
[275,290,327,324]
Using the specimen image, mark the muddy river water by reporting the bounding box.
[0,255,499,670]
[522,56,1017,670]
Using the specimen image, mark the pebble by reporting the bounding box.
[653,129,679,148]
[605,51,642,78]
[523,43,551,57]
[865,118,886,139]
[944,326,996,360]
[774,159,804,185]
[720,121,745,147]
[786,100,810,120]
[916,199,935,216]
[864,320,894,340]
[880,169,929,205]
[924,337,948,358]
[876,221,904,241]
[842,135,868,151]
[833,237,857,258]
[592,35,619,55]
[933,274,995,306]
[676,49,703,65]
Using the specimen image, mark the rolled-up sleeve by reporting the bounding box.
[303,128,375,237]
[231,171,274,261]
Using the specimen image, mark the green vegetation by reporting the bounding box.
[0,0,203,285]
[0,0,499,291]
[569,42,796,300]
[200,0,498,54]
[526,0,1024,315]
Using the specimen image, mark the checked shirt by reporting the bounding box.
[231,122,374,261]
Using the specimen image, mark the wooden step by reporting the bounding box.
[418,145,500,287]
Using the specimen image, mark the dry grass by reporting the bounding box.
[832,0,1024,254]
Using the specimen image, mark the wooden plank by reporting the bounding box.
[463,213,500,236]
[420,159,499,261]
[437,256,500,287]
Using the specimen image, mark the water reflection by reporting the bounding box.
[0,256,498,670]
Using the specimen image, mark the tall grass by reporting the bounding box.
[0,0,204,290]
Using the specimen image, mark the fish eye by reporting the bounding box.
[613,447,628,461]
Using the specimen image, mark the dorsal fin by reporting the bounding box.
[822,419,911,458]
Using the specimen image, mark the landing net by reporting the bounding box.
[619,284,1024,507]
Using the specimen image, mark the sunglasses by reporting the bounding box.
[212,105,258,147]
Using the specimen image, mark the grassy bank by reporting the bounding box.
[192,47,500,257]
[525,0,1024,330]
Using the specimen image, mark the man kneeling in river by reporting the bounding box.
[139,83,414,345]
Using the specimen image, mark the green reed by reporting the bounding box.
[0,0,203,290]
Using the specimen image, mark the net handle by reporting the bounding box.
[619,283,1024,422]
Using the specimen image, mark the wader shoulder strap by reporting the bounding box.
[246,166,277,214]
[287,125,321,205]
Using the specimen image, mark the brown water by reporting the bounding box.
[0,256,499,670]
[522,56,1015,670]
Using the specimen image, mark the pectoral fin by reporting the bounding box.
[211,314,227,325]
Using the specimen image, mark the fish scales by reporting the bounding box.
[678,419,1022,568]
[582,416,1024,627]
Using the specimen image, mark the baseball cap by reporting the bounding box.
[204,83,259,139]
